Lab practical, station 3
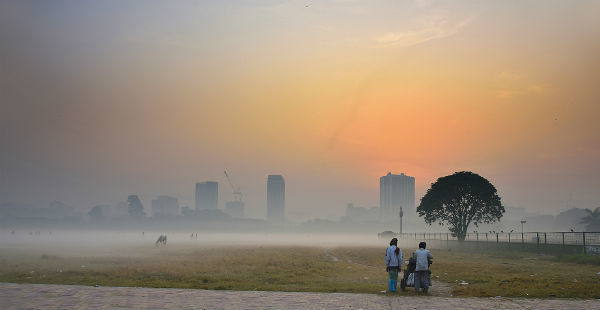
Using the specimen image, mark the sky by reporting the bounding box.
[1,0,599,220]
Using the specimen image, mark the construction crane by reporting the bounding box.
[224,170,243,202]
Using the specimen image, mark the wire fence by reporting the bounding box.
[396,232,600,255]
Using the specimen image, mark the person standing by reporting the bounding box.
[385,237,403,292]
[413,241,433,293]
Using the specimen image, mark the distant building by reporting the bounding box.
[127,195,146,218]
[112,201,130,218]
[267,175,285,223]
[89,204,110,219]
[180,205,194,217]
[151,196,179,216]
[195,181,218,210]
[380,172,415,220]
[344,203,380,222]
[225,201,245,218]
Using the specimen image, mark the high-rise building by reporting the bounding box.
[151,196,179,216]
[127,195,146,218]
[380,172,415,220]
[195,181,218,210]
[267,175,285,223]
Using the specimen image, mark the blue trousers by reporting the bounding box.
[388,267,399,292]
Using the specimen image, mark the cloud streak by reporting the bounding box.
[373,14,475,48]
[495,71,552,99]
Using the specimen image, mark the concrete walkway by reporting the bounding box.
[1,283,599,310]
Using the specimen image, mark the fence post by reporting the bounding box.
[446,232,449,249]
[583,232,587,254]
[496,233,499,243]
[521,231,524,244]
[536,232,540,253]
[562,232,565,250]
[544,233,547,254]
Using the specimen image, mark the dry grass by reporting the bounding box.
[0,245,384,293]
[328,247,600,298]
[434,250,600,298]
[1,244,599,298]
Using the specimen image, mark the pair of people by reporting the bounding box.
[385,239,433,293]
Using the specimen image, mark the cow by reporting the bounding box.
[155,235,167,247]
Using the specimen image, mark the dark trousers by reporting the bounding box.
[414,270,430,292]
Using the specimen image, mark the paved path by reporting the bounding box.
[2,283,599,310]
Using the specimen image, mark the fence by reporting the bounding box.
[396,232,600,255]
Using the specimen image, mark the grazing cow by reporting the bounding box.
[155,235,167,247]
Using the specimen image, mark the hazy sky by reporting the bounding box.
[1,0,599,220]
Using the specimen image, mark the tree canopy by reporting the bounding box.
[580,207,600,231]
[417,171,504,241]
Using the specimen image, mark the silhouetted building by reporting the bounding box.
[112,201,130,218]
[181,206,194,217]
[88,204,109,220]
[267,175,285,223]
[152,196,179,216]
[127,195,146,218]
[343,203,380,222]
[380,172,415,220]
[195,181,218,210]
[225,201,245,218]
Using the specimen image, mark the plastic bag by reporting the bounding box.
[407,273,415,286]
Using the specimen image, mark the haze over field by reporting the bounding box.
[1,231,383,250]
[1,0,599,220]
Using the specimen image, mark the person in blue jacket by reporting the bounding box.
[385,237,403,292]
[413,241,433,293]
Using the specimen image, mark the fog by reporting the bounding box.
[0,230,392,258]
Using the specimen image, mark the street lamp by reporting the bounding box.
[520,219,527,243]
[399,206,404,235]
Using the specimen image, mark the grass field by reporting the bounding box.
[1,241,599,298]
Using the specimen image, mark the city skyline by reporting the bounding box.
[1,1,599,221]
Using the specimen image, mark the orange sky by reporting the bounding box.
[1,0,599,220]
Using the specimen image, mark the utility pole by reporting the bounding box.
[399,206,403,235]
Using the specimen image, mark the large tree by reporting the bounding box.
[417,171,504,241]
[580,207,600,231]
